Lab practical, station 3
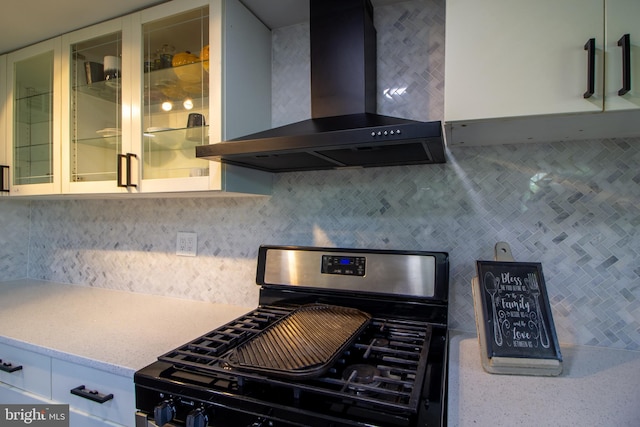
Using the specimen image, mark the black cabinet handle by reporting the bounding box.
[117,154,127,188]
[0,165,9,193]
[0,359,23,373]
[117,153,138,188]
[70,385,114,404]
[584,38,596,99]
[125,153,138,188]
[618,33,631,96]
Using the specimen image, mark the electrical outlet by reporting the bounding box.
[176,232,197,257]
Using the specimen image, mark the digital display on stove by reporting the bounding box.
[321,255,366,276]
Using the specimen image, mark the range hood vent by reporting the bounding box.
[196,0,445,172]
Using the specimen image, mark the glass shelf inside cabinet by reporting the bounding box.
[74,78,121,103]
[70,31,122,184]
[145,64,209,106]
[143,127,210,179]
[15,91,53,125]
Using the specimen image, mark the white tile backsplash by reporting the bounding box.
[1,0,639,351]
[0,199,30,280]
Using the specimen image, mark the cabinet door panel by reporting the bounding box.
[61,17,133,195]
[1,55,7,171]
[445,0,604,122]
[7,38,62,196]
[605,0,640,111]
[140,1,211,183]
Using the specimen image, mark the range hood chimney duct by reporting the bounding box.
[196,0,445,172]
[310,0,377,118]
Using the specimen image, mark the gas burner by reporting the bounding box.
[371,338,389,347]
[342,364,382,393]
[359,337,391,359]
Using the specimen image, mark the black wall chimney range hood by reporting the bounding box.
[196,0,446,173]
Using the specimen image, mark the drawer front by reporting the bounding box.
[0,382,53,404]
[0,342,51,398]
[69,407,128,427]
[51,359,134,426]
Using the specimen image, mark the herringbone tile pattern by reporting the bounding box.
[5,0,640,351]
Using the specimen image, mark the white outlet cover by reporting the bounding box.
[176,232,197,257]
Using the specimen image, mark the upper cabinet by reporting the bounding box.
[134,0,271,195]
[3,0,271,197]
[446,0,603,121]
[6,38,62,196]
[1,54,9,195]
[445,0,640,145]
[604,0,640,111]
[61,17,133,195]
[139,6,211,185]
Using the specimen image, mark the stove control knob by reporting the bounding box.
[153,400,175,426]
[186,408,208,427]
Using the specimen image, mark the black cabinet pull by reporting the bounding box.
[125,153,138,188]
[618,33,631,96]
[583,38,596,98]
[70,385,114,404]
[117,154,127,188]
[0,359,23,373]
[116,153,138,188]
[0,165,9,193]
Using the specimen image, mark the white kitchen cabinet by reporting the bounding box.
[445,0,603,122]
[5,38,62,196]
[68,408,128,427]
[1,54,9,195]
[444,0,640,146]
[604,0,640,111]
[3,0,271,198]
[51,358,135,427]
[0,383,52,404]
[131,0,272,195]
[60,17,134,195]
[0,341,132,427]
[0,342,51,399]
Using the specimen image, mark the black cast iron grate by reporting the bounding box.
[159,305,433,415]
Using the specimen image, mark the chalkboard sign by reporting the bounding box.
[473,260,562,375]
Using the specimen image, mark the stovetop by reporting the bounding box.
[135,246,449,427]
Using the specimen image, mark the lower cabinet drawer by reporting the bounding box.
[69,407,130,427]
[0,342,51,398]
[0,382,52,404]
[51,359,135,427]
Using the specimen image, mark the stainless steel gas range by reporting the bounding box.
[134,245,449,427]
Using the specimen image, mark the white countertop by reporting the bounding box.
[0,279,252,377]
[448,331,640,427]
[4,280,640,425]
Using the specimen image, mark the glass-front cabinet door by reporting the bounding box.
[134,0,272,194]
[7,38,62,196]
[61,17,135,194]
[1,54,9,195]
[136,0,214,192]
